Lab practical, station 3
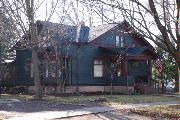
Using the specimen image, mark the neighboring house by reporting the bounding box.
[0,61,16,87]
[14,20,159,94]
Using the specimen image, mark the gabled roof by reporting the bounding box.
[18,20,154,48]
[89,21,154,49]
[36,20,77,41]
[37,20,91,42]
[37,20,129,43]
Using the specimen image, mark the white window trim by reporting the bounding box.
[93,59,103,78]
[115,36,119,46]
[116,35,125,47]
[120,36,124,47]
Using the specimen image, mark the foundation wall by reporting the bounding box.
[27,85,134,94]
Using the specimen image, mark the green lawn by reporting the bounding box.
[0,94,176,105]
[45,95,176,105]
[0,94,33,100]
[131,105,180,119]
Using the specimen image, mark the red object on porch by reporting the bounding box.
[155,59,163,73]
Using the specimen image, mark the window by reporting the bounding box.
[94,59,103,77]
[117,64,122,76]
[46,61,56,78]
[116,36,119,46]
[24,59,33,78]
[120,36,124,47]
[116,36,124,47]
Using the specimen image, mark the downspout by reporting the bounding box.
[70,58,72,86]
[76,43,80,94]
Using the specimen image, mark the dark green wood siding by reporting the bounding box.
[15,49,34,85]
[14,25,150,86]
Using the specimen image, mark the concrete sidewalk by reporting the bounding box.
[5,101,178,120]
[5,106,114,120]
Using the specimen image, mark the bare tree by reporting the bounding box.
[1,0,86,98]
[82,0,180,92]
[1,0,60,99]
[0,4,18,63]
[105,52,127,95]
[176,0,180,93]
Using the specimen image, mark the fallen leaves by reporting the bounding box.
[130,105,180,119]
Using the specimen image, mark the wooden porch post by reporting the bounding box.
[161,67,164,93]
[148,60,152,85]
[126,60,128,89]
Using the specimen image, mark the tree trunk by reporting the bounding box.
[176,0,180,94]
[25,0,42,99]
[162,82,164,93]
[175,67,179,92]
[30,22,42,99]
[110,74,113,95]
[32,48,42,99]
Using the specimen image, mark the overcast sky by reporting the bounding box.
[35,0,123,26]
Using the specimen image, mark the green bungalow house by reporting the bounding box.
[14,20,158,94]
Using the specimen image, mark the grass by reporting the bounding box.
[0,94,33,100]
[45,94,176,105]
[131,105,180,119]
[0,94,176,105]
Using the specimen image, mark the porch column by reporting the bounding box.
[125,61,128,87]
[148,60,152,85]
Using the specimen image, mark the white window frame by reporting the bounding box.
[46,61,56,78]
[115,36,119,46]
[120,36,124,47]
[93,59,103,78]
[116,35,125,47]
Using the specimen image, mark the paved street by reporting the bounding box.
[1,100,177,120]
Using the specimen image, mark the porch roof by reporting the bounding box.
[99,46,159,59]
[100,46,148,55]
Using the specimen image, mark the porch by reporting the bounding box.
[96,46,158,93]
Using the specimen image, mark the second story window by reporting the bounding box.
[116,36,125,47]
[116,36,120,46]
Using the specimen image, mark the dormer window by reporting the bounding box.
[116,36,124,47]
[116,36,119,46]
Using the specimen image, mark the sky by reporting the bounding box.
[35,0,150,25]
[35,0,126,26]
[10,0,176,47]
[34,0,157,46]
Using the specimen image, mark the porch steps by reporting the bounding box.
[143,85,159,94]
